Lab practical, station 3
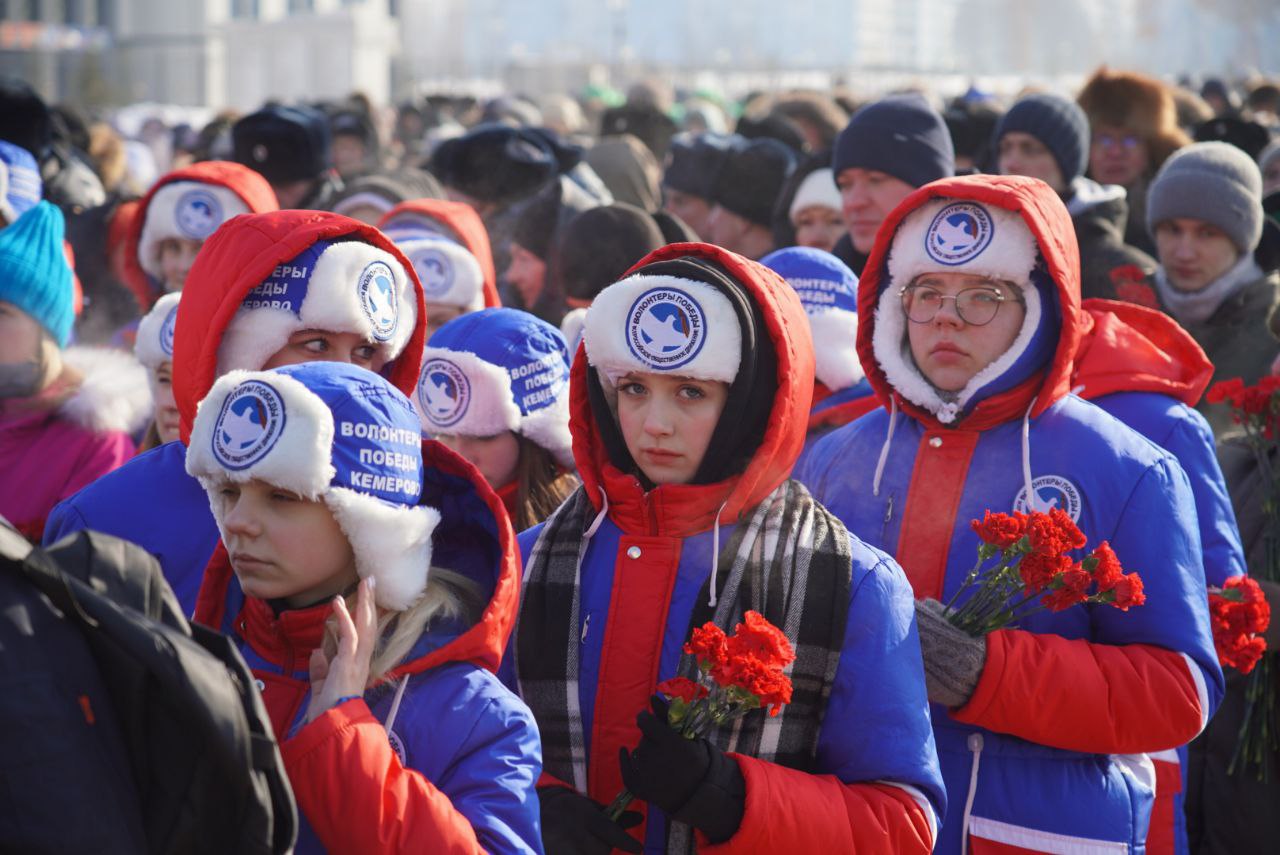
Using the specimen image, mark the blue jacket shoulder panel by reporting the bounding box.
[43,441,217,614]
[1094,391,1245,587]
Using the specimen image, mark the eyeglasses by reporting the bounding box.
[1093,133,1141,150]
[899,284,1021,326]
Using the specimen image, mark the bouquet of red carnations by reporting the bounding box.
[605,611,794,820]
[941,507,1145,636]
[1205,377,1280,778]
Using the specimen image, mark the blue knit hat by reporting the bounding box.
[994,93,1090,183]
[0,140,41,225]
[832,94,954,188]
[0,201,74,346]
[663,132,735,200]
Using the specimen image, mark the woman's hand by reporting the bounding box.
[304,576,378,724]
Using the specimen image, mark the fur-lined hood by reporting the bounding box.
[171,210,429,443]
[856,175,1083,432]
[123,161,279,311]
[55,346,152,434]
[568,241,815,536]
[1077,68,1191,173]
[378,199,502,309]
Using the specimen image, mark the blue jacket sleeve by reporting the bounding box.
[1160,408,1246,588]
[814,536,946,831]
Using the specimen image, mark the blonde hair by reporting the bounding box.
[325,566,484,685]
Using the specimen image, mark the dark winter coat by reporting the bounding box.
[1066,178,1162,308]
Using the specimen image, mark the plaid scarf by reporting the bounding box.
[516,479,853,851]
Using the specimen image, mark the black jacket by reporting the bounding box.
[1067,178,1162,307]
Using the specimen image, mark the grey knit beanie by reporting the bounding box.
[1147,141,1264,253]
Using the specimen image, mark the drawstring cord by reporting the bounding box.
[584,487,609,540]
[1020,396,1038,510]
[872,396,899,497]
[960,733,984,855]
[708,500,730,608]
[384,674,410,735]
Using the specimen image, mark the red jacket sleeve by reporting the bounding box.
[952,628,1206,754]
[282,700,484,855]
[698,754,934,854]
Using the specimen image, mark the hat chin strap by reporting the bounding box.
[872,282,1041,425]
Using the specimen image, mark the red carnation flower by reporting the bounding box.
[1109,573,1146,611]
[1043,565,1092,612]
[1206,378,1245,406]
[685,623,729,668]
[971,511,1028,550]
[1019,551,1073,594]
[657,677,709,704]
[1088,542,1124,590]
[723,610,796,670]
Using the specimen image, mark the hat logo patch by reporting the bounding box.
[211,380,287,471]
[626,288,707,371]
[358,261,399,342]
[1013,475,1083,521]
[925,202,995,266]
[412,248,454,299]
[418,358,470,429]
[159,306,178,357]
[175,188,223,240]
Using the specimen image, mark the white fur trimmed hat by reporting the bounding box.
[134,291,182,371]
[583,273,742,386]
[415,308,573,468]
[186,361,441,611]
[761,246,863,392]
[396,237,484,312]
[886,197,1038,288]
[138,181,250,279]
[216,238,418,375]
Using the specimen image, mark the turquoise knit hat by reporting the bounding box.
[0,201,74,346]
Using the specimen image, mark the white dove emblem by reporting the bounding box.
[638,305,690,352]
[422,373,458,417]
[367,275,396,326]
[1026,488,1061,513]
[934,214,977,253]
[220,401,265,450]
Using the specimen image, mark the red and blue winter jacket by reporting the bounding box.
[194,442,541,854]
[44,211,430,614]
[1072,298,1245,855]
[795,176,1225,855]
[506,242,944,854]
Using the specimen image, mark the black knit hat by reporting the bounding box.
[0,75,52,158]
[429,123,558,205]
[994,93,1091,182]
[233,105,332,184]
[663,132,734,200]
[709,137,797,227]
[558,203,666,302]
[832,94,954,187]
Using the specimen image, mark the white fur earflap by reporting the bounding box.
[398,238,484,312]
[186,369,336,498]
[807,308,864,391]
[325,487,442,611]
[134,291,182,371]
[520,389,575,468]
[887,198,1038,289]
[583,274,742,386]
[413,347,522,437]
[560,307,587,356]
[58,347,153,435]
[872,274,1042,424]
[138,182,249,279]
[216,241,418,375]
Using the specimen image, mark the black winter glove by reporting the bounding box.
[914,598,988,709]
[618,696,746,844]
[538,785,643,855]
